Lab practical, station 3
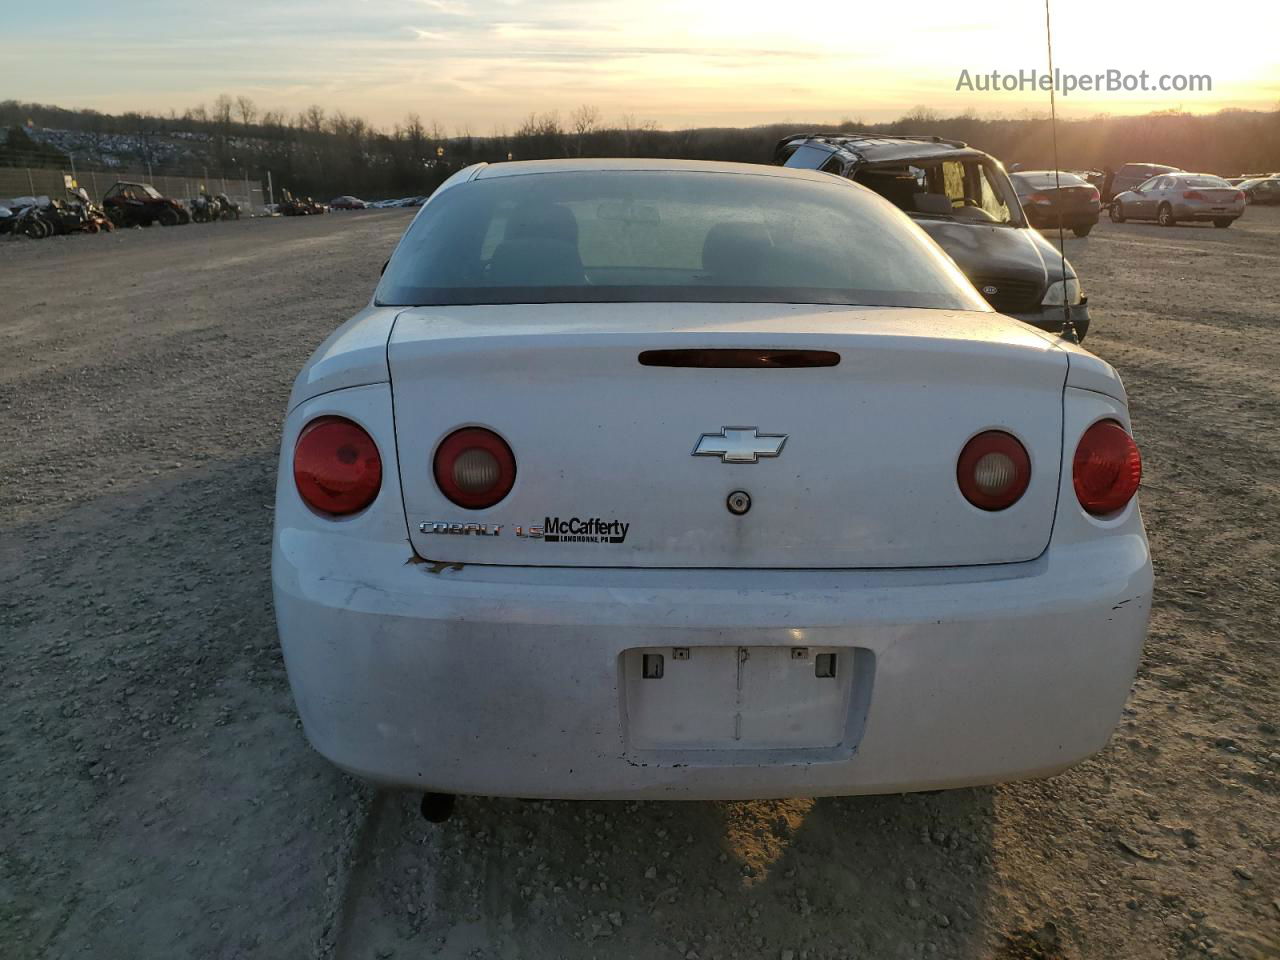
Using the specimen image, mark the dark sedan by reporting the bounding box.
[1011,171,1101,237]
[1239,178,1280,205]
[329,196,367,210]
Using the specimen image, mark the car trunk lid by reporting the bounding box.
[389,303,1067,568]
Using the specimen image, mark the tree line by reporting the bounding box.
[2,97,1277,200]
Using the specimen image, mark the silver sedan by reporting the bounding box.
[1110,173,1246,228]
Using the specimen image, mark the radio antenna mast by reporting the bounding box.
[1044,0,1079,343]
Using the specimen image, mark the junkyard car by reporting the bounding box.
[777,134,1093,340]
[274,159,1151,802]
[1239,177,1280,205]
[1011,170,1101,236]
[1103,162,1182,203]
[1110,173,1246,228]
[102,180,189,227]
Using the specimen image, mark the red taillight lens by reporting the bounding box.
[1235,190,1246,202]
[1027,192,1052,205]
[293,416,382,516]
[1073,420,1142,516]
[957,431,1031,511]
[1182,190,1204,201]
[1087,187,1100,202]
[433,427,516,509]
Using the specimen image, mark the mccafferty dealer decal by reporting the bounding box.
[529,516,630,544]
[422,516,631,544]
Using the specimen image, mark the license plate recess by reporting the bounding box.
[622,646,852,751]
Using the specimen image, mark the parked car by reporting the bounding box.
[1110,173,1246,228]
[102,180,190,227]
[329,196,367,209]
[1011,170,1101,236]
[274,159,1150,813]
[1102,163,1183,203]
[1238,177,1280,205]
[777,133,1092,339]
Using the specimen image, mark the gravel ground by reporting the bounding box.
[2,208,1277,960]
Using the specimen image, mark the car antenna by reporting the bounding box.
[1044,0,1079,344]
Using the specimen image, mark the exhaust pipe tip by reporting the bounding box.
[420,792,456,823]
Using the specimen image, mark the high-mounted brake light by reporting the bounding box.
[1073,420,1141,516]
[956,431,1031,511]
[293,416,382,516]
[434,427,516,509]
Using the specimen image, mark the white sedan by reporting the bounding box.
[273,159,1151,810]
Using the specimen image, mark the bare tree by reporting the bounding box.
[571,104,601,156]
[213,94,235,128]
[304,105,326,135]
[236,95,258,127]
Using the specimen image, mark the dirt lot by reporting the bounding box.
[2,208,1277,960]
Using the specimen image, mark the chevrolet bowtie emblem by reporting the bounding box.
[692,427,788,464]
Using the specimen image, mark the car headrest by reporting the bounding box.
[505,202,579,246]
[488,238,584,287]
[701,222,774,280]
[913,193,954,216]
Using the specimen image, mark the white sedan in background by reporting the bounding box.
[274,159,1151,814]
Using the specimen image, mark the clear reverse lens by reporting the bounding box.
[453,448,500,492]
[973,452,1016,494]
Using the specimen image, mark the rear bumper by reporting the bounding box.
[1026,210,1099,229]
[274,530,1151,800]
[1171,203,1243,221]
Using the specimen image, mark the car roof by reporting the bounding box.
[471,157,841,184]
[776,132,985,165]
[1012,170,1086,179]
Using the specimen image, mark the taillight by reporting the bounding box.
[1027,192,1052,205]
[433,427,516,509]
[1087,187,1100,202]
[1182,190,1204,201]
[1235,190,1246,202]
[956,431,1031,511]
[293,416,382,516]
[1073,420,1141,516]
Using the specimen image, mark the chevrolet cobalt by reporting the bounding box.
[273,159,1151,805]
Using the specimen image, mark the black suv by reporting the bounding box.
[776,133,1090,340]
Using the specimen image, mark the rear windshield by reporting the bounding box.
[376,170,990,310]
[1180,176,1231,188]
[1013,172,1087,189]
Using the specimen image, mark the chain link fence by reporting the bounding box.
[0,164,266,214]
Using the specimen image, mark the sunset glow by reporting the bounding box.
[9,0,1279,129]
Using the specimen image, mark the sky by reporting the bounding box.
[9,0,1279,131]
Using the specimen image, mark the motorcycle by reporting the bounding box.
[191,191,222,223]
[215,192,241,220]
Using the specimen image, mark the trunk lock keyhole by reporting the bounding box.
[727,490,752,515]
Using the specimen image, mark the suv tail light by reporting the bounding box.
[957,431,1031,511]
[293,416,382,516]
[1073,420,1142,515]
[1182,190,1205,201]
[434,428,516,509]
